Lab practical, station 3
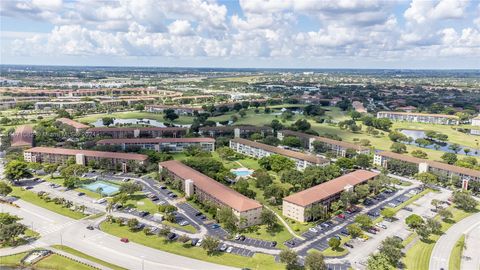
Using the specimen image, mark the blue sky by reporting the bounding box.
[1,0,479,69]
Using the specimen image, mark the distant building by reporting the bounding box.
[97,137,215,152]
[396,106,417,113]
[86,127,188,139]
[35,101,96,110]
[472,115,480,126]
[376,111,459,125]
[55,118,89,133]
[374,151,480,190]
[11,125,34,148]
[24,147,148,172]
[283,170,379,222]
[352,101,367,113]
[277,130,370,157]
[100,98,155,107]
[229,138,329,170]
[159,160,262,227]
[145,105,205,115]
[199,125,273,138]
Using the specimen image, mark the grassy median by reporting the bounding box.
[448,235,465,270]
[52,245,127,270]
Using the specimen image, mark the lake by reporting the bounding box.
[400,129,479,156]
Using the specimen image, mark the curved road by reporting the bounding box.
[429,212,480,270]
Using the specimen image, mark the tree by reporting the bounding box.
[448,143,461,154]
[431,199,440,210]
[4,160,32,182]
[347,224,362,238]
[441,152,458,164]
[426,218,441,234]
[328,237,341,250]
[390,142,407,154]
[270,119,283,131]
[163,109,179,122]
[254,170,273,189]
[127,218,139,231]
[44,163,58,177]
[415,172,438,187]
[119,182,142,195]
[355,214,373,229]
[292,119,311,131]
[463,148,471,156]
[261,209,278,230]
[416,225,431,241]
[230,114,239,123]
[0,181,13,196]
[305,251,326,270]
[411,150,428,159]
[336,157,354,169]
[378,237,403,266]
[438,208,453,221]
[415,138,431,147]
[0,222,27,245]
[279,249,298,268]
[259,155,295,172]
[405,214,424,229]
[263,184,287,205]
[452,190,478,211]
[60,164,88,178]
[63,176,79,189]
[355,154,371,168]
[282,136,302,148]
[388,131,408,142]
[201,236,220,255]
[340,191,357,209]
[102,117,114,127]
[367,253,392,270]
[380,208,395,219]
[355,184,370,199]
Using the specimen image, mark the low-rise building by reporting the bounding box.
[97,137,215,152]
[34,101,96,110]
[24,147,148,172]
[229,138,329,170]
[277,130,370,157]
[55,118,89,133]
[374,151,480,189]
[145,105,204,115]
[86,127,188,139]
[199,125,273,138]
[283,170,379,222]
[100,98,155,107]
[159,160,262,227]
[472,115,480,126]
[376,111,459,125]
[11,125,34,148]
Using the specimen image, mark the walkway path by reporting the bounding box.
[460,223,480,270]
[264,205,305,240]
[429,212,480,270]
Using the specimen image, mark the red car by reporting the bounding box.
[337,213,345,219]
[120,238,129,243]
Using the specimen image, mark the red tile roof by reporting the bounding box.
[97,137,215,144]
[56,118,89,129]
[284,170,379,207]
[231,138,329,164]
[25,147,148,161]
[159,160,262,212]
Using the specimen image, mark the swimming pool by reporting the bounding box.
[83,181,120,196]
[231,168,253,178]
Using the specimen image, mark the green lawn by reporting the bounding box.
[448,235,465,270]
[100,221,283,270]
[10,186,87,220]
[42,175,103,199]
[124,192,159,213]
[319,235,350,257]
[243,224,292,249]
[75,111,195,125]
[36,254,96,270]
[0,252,29,267]
[404,206,479,270]
[52,245,127,270]
[163,221,197,233]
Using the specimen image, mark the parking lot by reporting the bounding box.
[235,236,276,249]
[228,246,255,257]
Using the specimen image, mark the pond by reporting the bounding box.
[83,181,120,196]
[91,118,191,128]
[399,129,479,156]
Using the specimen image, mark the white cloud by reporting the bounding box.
[404,0,469,24]
[168,20,194,36]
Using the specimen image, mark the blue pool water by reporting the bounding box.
[232,169,253,177]
[83,181,120,195]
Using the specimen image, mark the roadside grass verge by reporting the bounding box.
[10,186,86,220]
[0,252,29,267]
[162,221,197,233]
[36,254,96,270]
[52,245,127,270]
[100,221,282,270]
[448,235,465,270]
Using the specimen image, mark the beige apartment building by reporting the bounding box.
[376,111,459,125]
[97,137,215,152]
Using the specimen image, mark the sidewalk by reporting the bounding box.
[460,223,480,270]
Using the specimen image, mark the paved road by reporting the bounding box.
[429,212,480,270]
[461,223,480,270]
[0,200,238,270]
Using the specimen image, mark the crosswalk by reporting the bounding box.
[36,220,80,236]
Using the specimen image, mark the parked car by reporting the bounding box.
[271,241,277,247]
[337,213,345,219]
[120,238,129,243]
[77,192,85,196]
[368,228,377,234]
[195,212,203,217]
[86,225,94,230]
[23,186,33,190]
[166,233,177,240]
[309,227,318,233]
[150,195,159,201]
[344,242,354,248]
[191,238,199,246]
[196,239,203,247]
[159,185,167,189]
[220,244,228,252]
[211,224,220,229]
[340,229,349,235]
[179,220,189,226]
[403,207,413,212]
[226,246,233,253]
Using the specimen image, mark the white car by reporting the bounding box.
[179,220,189,226]
[220,244,227,251]
[196,239,203,247]
[309,227,318,233]
[226,246,233,253]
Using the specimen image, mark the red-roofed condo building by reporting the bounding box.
[230,138,329,170]
[159,160,262,227]
[283,170,379,222]
[56,118,90,133]
[86,127,188,139]
[24,147,148,172]
[97,137,215,152]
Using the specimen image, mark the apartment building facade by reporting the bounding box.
[283,170,379,222]
[229,138,329,170]
[199,125,274,138]
[145,105,205,115]
[34,101,96,110]
[376,111,460,125]
[159,160,262,227]
[97,137,215,152]
[24,147,148,172]
[277,130,370,157]
[86,127,188,139]
[55,118,90,133]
